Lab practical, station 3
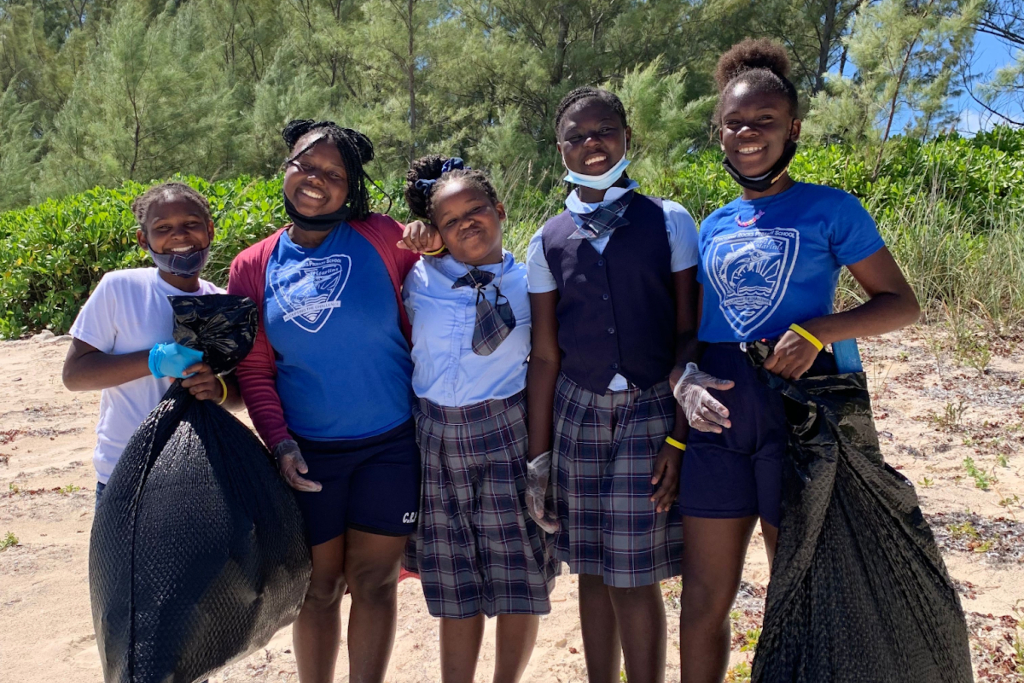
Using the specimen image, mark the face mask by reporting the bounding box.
[283,192,352,232]
[723,139,798,193]
[562,133,631,190]
[147,245,210,278]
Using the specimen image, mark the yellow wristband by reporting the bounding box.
[422,245,447,257]
[789,323,824,352]
[215,374,228,406]
[665,436,686,452]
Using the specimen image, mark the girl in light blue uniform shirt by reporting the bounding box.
[401,156,557,683]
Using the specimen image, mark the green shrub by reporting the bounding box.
[2,130,1024,338]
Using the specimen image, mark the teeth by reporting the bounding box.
[301,188,324,199]
[738,146,765,155]
[171,247,193,253]
[584,155,607,166]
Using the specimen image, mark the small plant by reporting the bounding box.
[897,350,909,362]
[932,399,967,431]
[918,476,934,488]
[999,494,1021,508]
[8,482,19,494]
[620,670,628,682]
[0,531,18,550]
[739,627,761,652]
[59,483,81,495]
[725,662,752,683]
[962,457,993,490]
[948,520,981,540]
[998,454,1010,468]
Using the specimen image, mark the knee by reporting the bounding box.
[346,560,399,603]
[304,572,346,611]
[679,577,736,625]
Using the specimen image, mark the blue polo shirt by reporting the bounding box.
[697,183,885,343]
[264,225,413,440]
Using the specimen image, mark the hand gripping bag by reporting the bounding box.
[744,341,972,683]
[90,295,312,683]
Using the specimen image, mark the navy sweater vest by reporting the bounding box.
[541,193,676,394]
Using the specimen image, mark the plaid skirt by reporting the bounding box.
[552,373,683,587]
[408,391,558,619]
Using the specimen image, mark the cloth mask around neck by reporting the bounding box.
[147,245,210,278]
[283,192,352,232]
[723,139,798,193]
[562,133,631,190]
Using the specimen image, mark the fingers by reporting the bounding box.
[537,513,559,534]
[650,477,679,512]
[709,378,735,391]
[279,454,321,492]
[396,239,413,251]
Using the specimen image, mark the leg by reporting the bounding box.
[493,614,540,683]
[579,574,622,683]
[678,516,758,683]
[343,528,409,683]
[608,584,667,683]
[760,520,779,570]
[293,535,347,683]
[439,615,486,683]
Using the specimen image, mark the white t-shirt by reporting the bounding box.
[68,268,222,484]
[525,181,700,390]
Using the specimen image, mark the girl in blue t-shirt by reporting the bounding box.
[673,39,920,681]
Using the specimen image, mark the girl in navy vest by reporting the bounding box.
[674,40,920,682]
[402,156,558,683]
[526,87,700,683]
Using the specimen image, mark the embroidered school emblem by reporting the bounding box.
[706,227,799,337]
[270,254,352,333]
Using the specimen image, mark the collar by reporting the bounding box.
[565,179,640,214]
[433,250,514,283]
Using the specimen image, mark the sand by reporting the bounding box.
[1,327,1022,682]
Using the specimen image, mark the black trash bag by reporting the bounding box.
[746,341,971,683]
[90,294,311,683]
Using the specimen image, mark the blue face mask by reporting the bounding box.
[147,246,210,278]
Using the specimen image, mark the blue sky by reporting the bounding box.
[955,32,1022,134]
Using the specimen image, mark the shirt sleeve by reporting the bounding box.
[830,193,886,266]
[68,274,118,352]
[525,227,558,294]
[663,200,700,272]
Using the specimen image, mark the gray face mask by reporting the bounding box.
[147,245,211,278]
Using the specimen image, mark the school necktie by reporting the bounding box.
[451,269,517,356]
[568,190,635,240]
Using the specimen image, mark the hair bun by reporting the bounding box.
[404,155,449,219]
[281,119,317,148]
[343,129,375,164]
[714,38,792,92]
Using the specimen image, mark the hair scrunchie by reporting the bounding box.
[414,157,469,195]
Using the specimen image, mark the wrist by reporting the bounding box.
[789,322,826,351]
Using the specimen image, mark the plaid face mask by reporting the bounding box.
[452,268,517,356]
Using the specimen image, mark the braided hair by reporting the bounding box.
[131,182,212,231]
[553,87,629,138]
[404,155,500,222]
[714,38,799,121]
[282,119,376,220]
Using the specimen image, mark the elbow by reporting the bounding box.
[902,289,922,326]
[62,365,83,392]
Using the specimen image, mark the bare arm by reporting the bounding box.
[527,291,561,459]
[62,338,150,391]
[764,247,921,379]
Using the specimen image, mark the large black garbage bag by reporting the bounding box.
[90,294,311,683]
[746,341,971,683]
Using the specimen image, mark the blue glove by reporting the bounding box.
[148,343,204,379]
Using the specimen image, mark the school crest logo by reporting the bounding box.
[270,254,352,333]
[706,227,799,337]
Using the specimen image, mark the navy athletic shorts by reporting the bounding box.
[292,419,421,546]
[679,343,837,529]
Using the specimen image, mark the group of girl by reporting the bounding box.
[65,38,919,683]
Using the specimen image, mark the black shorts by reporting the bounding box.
[292,419,421,546]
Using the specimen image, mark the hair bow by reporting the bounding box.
[415,157,469,194]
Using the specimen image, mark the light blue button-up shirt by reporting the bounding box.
[403,250,531,407]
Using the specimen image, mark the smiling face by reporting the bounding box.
[283,135,349,216]
[136,195,214,256]
[719,83,801,178]
[556,99,631,177]
[432,180,505,266]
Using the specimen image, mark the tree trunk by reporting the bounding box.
[407,0,416,162]
[551,3,569,85]
[872,28,924,181]
[814,2,838,93]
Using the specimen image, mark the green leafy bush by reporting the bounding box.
[2,130,1023,338]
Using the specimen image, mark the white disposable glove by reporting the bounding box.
[525,451,559,534]
[673,362,735,433]
[272,439,322,492]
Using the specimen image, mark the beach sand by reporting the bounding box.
[1,327,1022,682]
